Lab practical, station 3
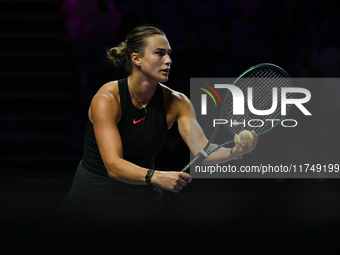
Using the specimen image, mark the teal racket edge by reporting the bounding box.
[181,63,293,173]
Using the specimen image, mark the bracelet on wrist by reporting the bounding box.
[145,169,155,185]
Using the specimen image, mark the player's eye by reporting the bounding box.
[156,51,165,56]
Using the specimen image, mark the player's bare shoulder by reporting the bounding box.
[160,83,190,108]
[89,81,121,122]
[160,83,191,123]
[93,81,119,102]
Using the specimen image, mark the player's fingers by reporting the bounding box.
[238,134,247,149]
[175,183,184,190]
[244,133,253,146]
[252,130,259,144]
[177,178,187,187]
[233,135,240,148]
[171,188,179,193]
[246,131,258,151]
[179,172,192,183]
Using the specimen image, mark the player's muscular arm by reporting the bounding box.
[90,83,191,192]
[176,93,254,164]
[90,90,149,184]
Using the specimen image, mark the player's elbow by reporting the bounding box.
[107,171,117,179]
[103,160,120,179]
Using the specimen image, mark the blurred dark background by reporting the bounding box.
[1,0,340,253]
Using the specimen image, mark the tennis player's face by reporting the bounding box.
[140,35,172,83]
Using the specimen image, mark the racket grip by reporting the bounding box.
[180,150,208,173]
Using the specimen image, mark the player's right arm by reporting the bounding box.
[90,82,149,184]
[89,82,190,192]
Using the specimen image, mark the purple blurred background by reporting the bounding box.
[1,0,340,253]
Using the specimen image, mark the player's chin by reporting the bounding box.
[160,77,169,83]
[159,71,170,82]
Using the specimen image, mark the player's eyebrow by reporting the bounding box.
[154,48,172,53]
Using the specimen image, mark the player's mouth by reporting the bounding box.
[161,68,170,75]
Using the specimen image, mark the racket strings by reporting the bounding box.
[250,77,288,114]
[223,66,293,135]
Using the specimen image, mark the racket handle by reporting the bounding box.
[180,150,208,172]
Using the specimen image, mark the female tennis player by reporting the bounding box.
[61,25,258,222]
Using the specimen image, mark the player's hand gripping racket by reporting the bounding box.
[181,63,293,172]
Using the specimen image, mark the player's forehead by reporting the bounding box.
[145,35,171,52]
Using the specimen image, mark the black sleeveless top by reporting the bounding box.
[82,78,168,177]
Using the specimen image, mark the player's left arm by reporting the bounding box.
[175,93,256,163]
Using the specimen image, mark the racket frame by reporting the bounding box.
[181,63,293,172]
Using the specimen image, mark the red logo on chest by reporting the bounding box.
[133,117,145,124]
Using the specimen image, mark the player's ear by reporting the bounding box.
[131,53,141,67]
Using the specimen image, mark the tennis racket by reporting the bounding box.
[181,63,293,172]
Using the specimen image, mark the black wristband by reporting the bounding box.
[145,169,155,185]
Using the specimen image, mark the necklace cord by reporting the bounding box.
[127,78,148,113]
